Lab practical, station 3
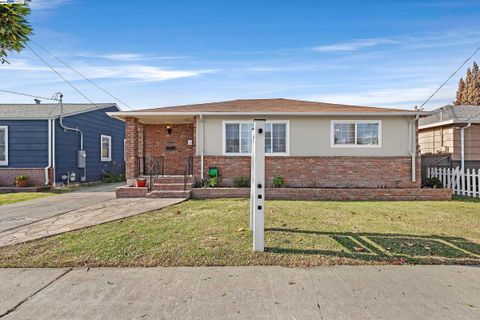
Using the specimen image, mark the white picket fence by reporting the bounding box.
[427,167,480,197]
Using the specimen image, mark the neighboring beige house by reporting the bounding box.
[419,105,480,173]
[109,98,433,200]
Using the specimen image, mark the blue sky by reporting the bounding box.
[1,0,480,110]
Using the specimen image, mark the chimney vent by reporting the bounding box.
[34,99,41,104]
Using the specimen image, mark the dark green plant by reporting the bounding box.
[15,175,28,181]
[233,176,250,187]
[272,176,285,188]
[101,162,126,183]
[423,177,443,189]
[0,1,33,64]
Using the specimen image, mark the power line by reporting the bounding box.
[420,44,480,109]
[0,89,59,101]
[25,43,99,106]
[30,40,133,110]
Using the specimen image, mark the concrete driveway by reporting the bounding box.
[1,265,478,319]
[0,183,122,233]
[0,183,186,247]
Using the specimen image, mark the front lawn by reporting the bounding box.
[0,192,54,206]
[0,199,479,267]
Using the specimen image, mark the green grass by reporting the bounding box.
[0,199,479,267]
[0,192,54,206]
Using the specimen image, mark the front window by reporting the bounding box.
[0,126,8,166]
[101,135,112,161]
[332,121,381,147]
[224,121,288,155]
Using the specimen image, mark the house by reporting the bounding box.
[418,105,480,175]
[0,103,125,187]
[108,98,455,201]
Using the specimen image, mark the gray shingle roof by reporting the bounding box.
[419,105,480,127]
[0,103,118,119]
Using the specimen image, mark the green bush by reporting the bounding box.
[205,176,218,188]
[233,176,250,187]
[15,175,28,181]
[423,177,443,189]
[272,176,285,188]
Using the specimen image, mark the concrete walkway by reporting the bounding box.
[0,183,123,233]
[0,197,185,247]
[0,266,478,319]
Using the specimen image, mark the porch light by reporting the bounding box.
[166,125,172,135]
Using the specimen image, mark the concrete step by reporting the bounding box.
[152,183,193,191]
[146,190,192,198]
[153,176,194,184]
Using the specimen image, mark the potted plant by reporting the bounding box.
[136,178,147,188]
[15,175,29,187]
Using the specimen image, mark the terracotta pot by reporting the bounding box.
[16,180,28,187]
[136,179,147,188]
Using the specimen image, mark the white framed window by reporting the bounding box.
[222,121,289,155]
[331,120,382,147]
[0,126,8,166]
[101,135,112,161]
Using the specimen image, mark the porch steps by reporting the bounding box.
[152,182,193,191]
[146,190,192,198]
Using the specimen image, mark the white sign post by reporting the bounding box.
[250,119,265,252]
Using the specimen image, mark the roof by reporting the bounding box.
[0,103,119,120]
[108,98,425,119]
[419,105,480,129]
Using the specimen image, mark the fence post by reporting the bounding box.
[473,169,478,198]
[466,168,471,197]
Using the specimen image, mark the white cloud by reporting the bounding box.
[30,0,70,9]
[313,38,396,52]
[305,86,455,110]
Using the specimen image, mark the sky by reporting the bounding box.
[1,0,480,110]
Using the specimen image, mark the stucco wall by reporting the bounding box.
[197,115,413,156]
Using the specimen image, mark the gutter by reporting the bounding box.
[44,119,52,185]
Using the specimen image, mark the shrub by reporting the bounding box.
[101,162,126,183]
[233,176,250,187]
[15,175,28,181]
[272,176,285,188]
[205,176,218,188]
[423,177,443,189]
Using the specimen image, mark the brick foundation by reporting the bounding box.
[115,186,148,198]
[0,168,47,187]
[196,156,421,188]
[191,187,452,201]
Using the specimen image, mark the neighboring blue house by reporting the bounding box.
[0,103,125,187]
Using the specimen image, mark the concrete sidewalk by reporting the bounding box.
[1,266,478,319]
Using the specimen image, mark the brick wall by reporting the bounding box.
[0,168,46,186]
[196,156,421,188]
[125,117,139,180]
[144,123,195,175]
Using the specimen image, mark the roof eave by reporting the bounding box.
[419,119,480,129]
[107,111,428,119]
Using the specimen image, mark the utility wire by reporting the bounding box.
[420,44,480,109]
[30,40,133,110]
[0,89,59,101]
[25,43,99,106]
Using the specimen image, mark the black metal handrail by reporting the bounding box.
[183,155,194,191]
[137,157,164,190]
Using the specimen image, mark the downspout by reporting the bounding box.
[460,123,472,171]
[409,115,420,182]
[199,115,204,182]
[52,118,56,187]
[44,119,52,185]
[57,93,86,181]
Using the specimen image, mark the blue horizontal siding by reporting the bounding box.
[54,106,125,183]
[0,120,49,168]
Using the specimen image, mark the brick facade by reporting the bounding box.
[143,123,195,175]
[125,117,139,180]
[191,187,451,201]
[196,156,421,188]
[0,168,47,186]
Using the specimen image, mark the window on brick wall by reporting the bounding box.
[223,121,289,155]
[331,120,381,147]
[0,126,8,166]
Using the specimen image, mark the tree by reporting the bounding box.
[454,61,480,106]
[454,78,465,105]
[0,1,32,64]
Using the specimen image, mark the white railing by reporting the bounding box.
[427,167,480,198]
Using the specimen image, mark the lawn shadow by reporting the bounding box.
[265,228,480,264]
